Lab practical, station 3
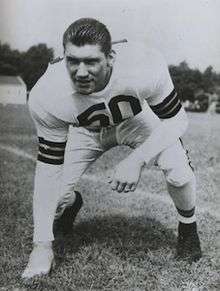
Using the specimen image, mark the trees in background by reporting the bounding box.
[0,42,53,91]
[169,61,220,102]
[169,62,220,112]
[0,43,21,76]
[22,44,54,90]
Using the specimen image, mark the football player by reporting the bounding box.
[22,18,202,279]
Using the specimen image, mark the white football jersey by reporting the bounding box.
[29,42,177,144]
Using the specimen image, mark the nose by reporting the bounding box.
[76,62,89,78]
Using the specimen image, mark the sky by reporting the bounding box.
[0,0,220,72]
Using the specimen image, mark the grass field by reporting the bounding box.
[0,104,219,291]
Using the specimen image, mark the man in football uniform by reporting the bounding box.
[22,18,202,279]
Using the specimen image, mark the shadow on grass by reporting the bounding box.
[54,214,176,263]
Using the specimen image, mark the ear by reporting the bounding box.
[107,50,116,67]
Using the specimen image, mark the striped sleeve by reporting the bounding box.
[150,89,182,119]
[140,49,183,119]
[28,94,68,165]
[38,137,66,165]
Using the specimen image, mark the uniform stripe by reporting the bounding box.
[158,102,182,119]
[39,145,65,157]
[37,137,66,165]
[155,93,179,114]
[38,155,64,165]
[178,214,196,224]
[150,89,182,119]
[177,207,195,218]
[38,137,66,148]
[150,89,176,110]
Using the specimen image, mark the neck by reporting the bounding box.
[97,66,113,92]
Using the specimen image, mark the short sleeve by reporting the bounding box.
[139,50,182,119]
[29,96,68,165]
[145,51,174,106]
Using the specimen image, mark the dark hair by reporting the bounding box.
[63,18,112,56]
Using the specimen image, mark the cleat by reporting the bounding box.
[22,242,54,279]
[176,222,202,263]
[53,191,83,236]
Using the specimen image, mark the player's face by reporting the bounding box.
[65,42,111,95]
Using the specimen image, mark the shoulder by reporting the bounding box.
[115,41,167,74]
[29,59,74,122]
[29,59,71,104]
[113,42,169,90]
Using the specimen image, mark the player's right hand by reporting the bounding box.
[108,156,144,193]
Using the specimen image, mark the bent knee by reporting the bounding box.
[164,166,195,187]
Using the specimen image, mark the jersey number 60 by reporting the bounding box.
[77,95,142,127]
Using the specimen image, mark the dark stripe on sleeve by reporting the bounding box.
[37,155,64,165]
[37,137,66,165]
[38,137,66,148]
[38,145,65,157]
[150,89,182,119]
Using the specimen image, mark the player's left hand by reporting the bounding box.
[108,156,144,193]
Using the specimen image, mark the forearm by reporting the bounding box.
[129,108,188,165]
[33,162,63,242]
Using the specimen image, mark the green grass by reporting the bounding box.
[0,106,219,290]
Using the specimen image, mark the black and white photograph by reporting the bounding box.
[0,0,219,290]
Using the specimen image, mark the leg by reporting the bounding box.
[157,141,202,262]
[116,116,201,262]
[22,163,63,279]
[166,175,196,221]
[53,190,83,236]
[34,127,103,241]
[54,127,104,235]
[167,176,195,207]
[22,127,103,279]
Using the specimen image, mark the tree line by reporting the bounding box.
[169,61,220,102]
[0,42,53,91]
[0,42,220,100]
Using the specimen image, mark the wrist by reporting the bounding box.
[126,153,145,167]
